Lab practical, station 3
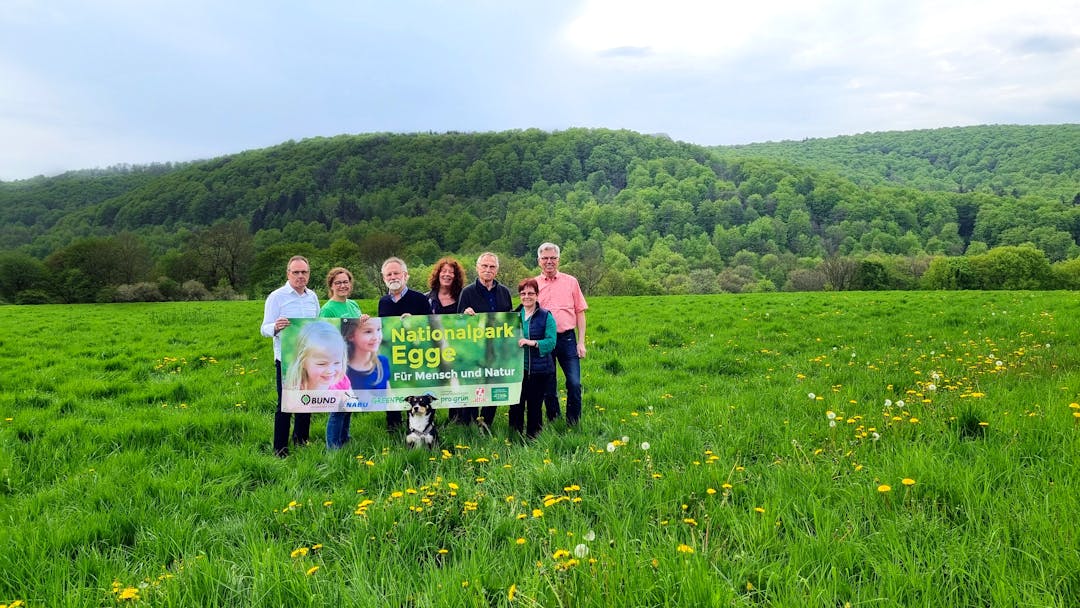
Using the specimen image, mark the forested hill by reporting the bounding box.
[716,124,1080,202]
[1,129,711,251]
[2,124,1080,303]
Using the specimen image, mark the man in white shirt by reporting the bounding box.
[261,255,320,457]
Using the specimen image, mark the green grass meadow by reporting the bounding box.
[2,292,1079,607]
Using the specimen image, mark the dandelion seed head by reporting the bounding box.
[808,392,816,400]
[606,442,616,452]
[640,442,650,450]
[574,544,589,558]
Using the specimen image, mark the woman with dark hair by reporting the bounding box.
[426,257,466,314]
[510,277,556,439]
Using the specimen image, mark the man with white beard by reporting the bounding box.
[377,256,431,431]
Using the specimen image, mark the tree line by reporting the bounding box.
[1,126,1079,304]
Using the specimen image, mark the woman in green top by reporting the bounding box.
[320,267,361,448]
[321,267,362,318]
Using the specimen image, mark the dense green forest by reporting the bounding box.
[1,125,1079,304]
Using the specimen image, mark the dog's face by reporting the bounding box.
[405,394,437,418]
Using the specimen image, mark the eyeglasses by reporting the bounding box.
[332,280,351,286]
[518,291,537,296]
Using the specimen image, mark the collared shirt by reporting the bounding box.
[536,272,588,333]
[261,282,320,360]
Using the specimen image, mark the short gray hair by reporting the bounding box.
[477,251,500,267]
[381,256,407,274]
[537,243,560,257]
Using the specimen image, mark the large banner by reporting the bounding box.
[280,313,523,413]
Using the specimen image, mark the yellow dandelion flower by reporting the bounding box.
[878,484,892,493]
[706,488,717,495]
[683,518,698,526]
[515,537,526,545]
[118,587,139,601]
[516,513,527,520]
[306,566,320,576]
[1070,403,1080,409]
[532,509,544,518]
[722,483,733,490]
[676,544,695,554]
[754,507,765,514]
[462,580,469,588]
[290,547,309,558]
[438,548,449,554]
[746,581,755,591]
[902,478,916,486]
[508,583,517,601]
[553,549,570,559]
[311,544,323,551]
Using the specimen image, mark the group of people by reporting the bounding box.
[260,243,588,457]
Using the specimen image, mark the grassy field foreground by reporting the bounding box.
[1,292,1079,607]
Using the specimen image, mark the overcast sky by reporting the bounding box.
[2,0,1078,181]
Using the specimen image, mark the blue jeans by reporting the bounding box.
[325,412,351,449]
[544,330,582,424]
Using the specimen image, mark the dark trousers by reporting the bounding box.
[510,371,550,438]
[456,405,496,428]
[274,360,311,455]
[544,330,583,424]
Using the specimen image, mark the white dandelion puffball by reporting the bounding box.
[640,442,650,450]
[574,544,590,558]
[606,442,616,452]
[808,392,816,400]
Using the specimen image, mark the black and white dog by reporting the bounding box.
[404,394,438,449]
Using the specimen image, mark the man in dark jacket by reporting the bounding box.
[377,256,430,431]
[457,252,512,429]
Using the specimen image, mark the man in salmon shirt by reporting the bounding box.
[534,242,588,426]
